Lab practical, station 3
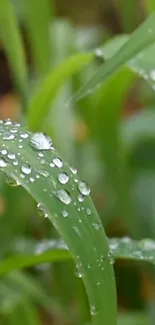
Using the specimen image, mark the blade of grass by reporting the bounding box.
[2,236,155,279]
[0,0,28,106]
[27,53,93,131]
[74,13,155,100]
[0,120,117,325]
[23,0,52,77]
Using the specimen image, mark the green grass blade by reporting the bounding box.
[0,244,70,277]
[110,237,155,264]
[0,0,28,104]
[2,236,155,278]
[23,0,52,77]
[74,13,155,99]
[27,53,93,131]
[0,120,117,325]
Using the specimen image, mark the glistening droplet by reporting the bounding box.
[58,172,69,184]
[21,164,32,175]
[54,190,71,205]
[78,181,90,196]
[30,132,53,150]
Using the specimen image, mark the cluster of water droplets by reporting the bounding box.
[109,237,155,263]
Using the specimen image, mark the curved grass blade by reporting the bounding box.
[110,237,155,264]
[74,13,155,100]
[0,120,117,325]
[2,236,155,279]
[0,0,28,105]
[27,53,93,130]
[23,0,52,77]
[0,242,70,277]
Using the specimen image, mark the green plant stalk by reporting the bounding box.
[0,0,28,107]
[23,0,51,77]
[0,121,117,325]
[27,53,93,131]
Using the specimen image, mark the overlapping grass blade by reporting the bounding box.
[0,120,117,325]
[27,53,93,130]
[74,13,155,99]
[23,0,52,77]
[0,0,28,104]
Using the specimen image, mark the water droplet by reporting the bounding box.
[7,153,16,160]
[5,173,20,187]
[37,203,48,218]
[58,172,69,184]
[49,162,54,167]
[86,208,91,215]
[78,193,85,202]
[30,132,53,150]
[72,226,81,236]
[4,119,12,125]
[30,177,35,182]
[92,222,102,231]
[75,264,83,278]
[54,190,71,205]
[13,160,18,166]
[108,252,114,264]
[10,128,18,133]
[78,181,90,196]
[1,149,7,155]
[0,158,8,167]
[90,305,97,316]
[38,152,44,158]
[150,69,155,81]
[70,166,77,174]
[39,170,49,177]
[62,210,68,217]
[139,239,155,251]
[3,132,15,140]
[53,157,63,168]
[20,132,28,139]
[21,164,31,175]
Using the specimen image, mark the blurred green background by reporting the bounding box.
[1,0,155,324]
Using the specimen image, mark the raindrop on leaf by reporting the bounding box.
[78,181,90,196]
[54,190,71,205]
[30,132,53,150]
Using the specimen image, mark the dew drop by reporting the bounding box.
[92,222,102,231]
[20,132,29,139]
[3,132,15,140]
[139,239,155,251]
[1,149,7,155]
[37,203,48,218]
[75,264,83,278]
[21,164,32,175]
[61,210,68,217]
[86,208,91,215]
[54,190,71,205]
[78,181,90,196]
[30,132,53,150]
[5,173,20,187]
[70,166,77,174]
[13,160,18,166]
[58,172,69,184]
[150,69,155,81]
[0,158,8,167]
[49,162,54,167]
[8,153,16,160]
[30,177,35,182]
[53,157,63,168]
[90,305,97,316]
[78,193,85,202]
[38,152,44,158]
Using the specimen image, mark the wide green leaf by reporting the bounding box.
[0,0,28,104]
[75,13,155,99]
[0,120,117,325]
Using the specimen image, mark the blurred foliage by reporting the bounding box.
[0,0,155,324]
